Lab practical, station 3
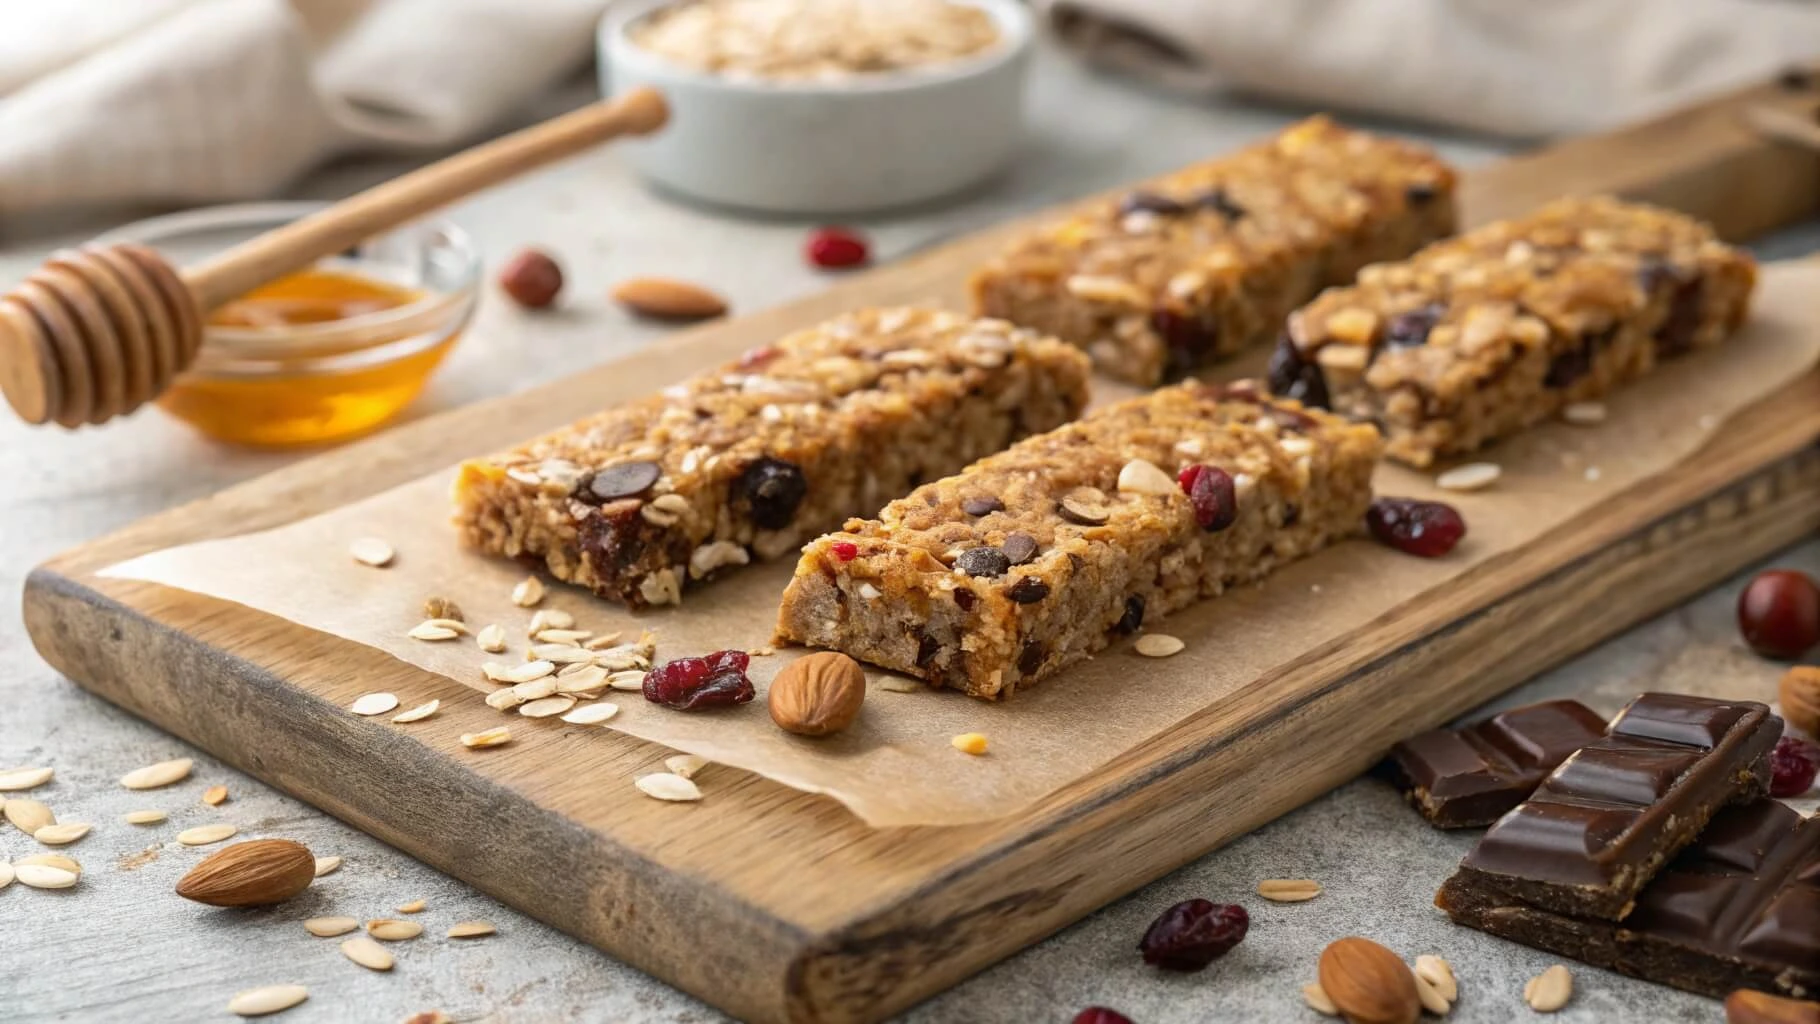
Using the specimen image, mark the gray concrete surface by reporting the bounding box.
[3,42,1816,1024]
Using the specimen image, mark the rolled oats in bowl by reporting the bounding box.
[630,0,1002,80]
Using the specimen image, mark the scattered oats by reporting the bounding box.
[203,785,229,806]
[1256,878,1322,902]
[304,916,359,937]
[124,809,167,825]
[527,609,574,635]
[534,628,592,645]
[664,754,708,780]
[519,696,576,719]
[447,921,497,939]
[555,665,609,695]
[461,727,512,749]
[1583,466,1602,482]
[878,678,922,693]
[391,699,441,724]
[1302,982,1339,1016]
[561,702,619,725]
[608,670,647,692]
[33,823,91,846]
[1524,965,1572,1012]
[313,856,342,877]
[340,935,395,971]
[0,862,11,890]
[120,758,193,790]
[751,646,775,657]
[531,644,597,665]
[1134,633,1185,658]
[178,823,238,846]
[636,773,703,802]
[367,918,424,941]
[396,899,426,914]
[1117,458,1178,495]
[1415,955,1458,1003]
[349,537,395,567]
[18,853,80,874]
[227,984,309,1017]
[486,688,528,711]
[1561,401,1606,425]
[500,660,556,684]
[0,766,53,791]
[476,624,508,653]
[583,631,626,650]
[511,677,559,702]
[5,798,55,835]
[350,693,400,716]
[511,576,546,608]
[15,863,79,889]
[951,733,989,755]
[1435,462,1501,492]
[407,622,461,642]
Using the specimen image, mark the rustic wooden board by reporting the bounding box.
[23,79,1820,1024]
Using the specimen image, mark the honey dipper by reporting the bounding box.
[0,87,670,429]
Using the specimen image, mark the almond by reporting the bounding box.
[1318,937,1420,1024]
[175,839,316,907]
[1723,988,1820,1024]
[611,277,728,321]
[768,652,866,737]
[1779,665,1820,737]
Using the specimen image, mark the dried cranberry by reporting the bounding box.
[1770,736,1819,797]
[1193,188,1246,221]
[806,227,869,270]
[1384,303,1444,348]
[1177,464,1237,532]
[737,344,781,370]
[1367,498,1466,557]
[738,456,807,530]
[1153,308,1218,378]
[1138,899,1248,972]
[1737,569,1820,659]
[832,541,858,562]
[642,650,754,710]
[1072,1010,1134,1024]
[1114,595,1145,634]
[1118,191,1185,217]
[1007,576,1050,603]
[1266,336,1330,408]
[955,546,1011,579]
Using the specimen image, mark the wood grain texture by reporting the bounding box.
[23,79,1820,1023]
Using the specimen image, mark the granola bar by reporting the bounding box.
[969,117,1457,385]
[773,380,1382,699]
[452,308,1091,608]
[1269,196,1757,466]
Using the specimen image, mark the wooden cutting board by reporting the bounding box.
[23,79,1820,1024]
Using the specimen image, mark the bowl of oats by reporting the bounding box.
[600,0,1032,214]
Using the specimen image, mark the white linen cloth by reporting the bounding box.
[1038,0,1820,138]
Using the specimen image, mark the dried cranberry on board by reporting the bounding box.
[1072,1009,1134,1024]
[806,227,870,270]
[1736,569,1820,660]
[1177,464,1237,532]
[1366,498,1466,557]
[1770,736,1818,797]
[643,650,755,710]
[1138,899,1249,972]
[498,248,563,308]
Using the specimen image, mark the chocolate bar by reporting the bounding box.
[1438,799,1820,1001]
[1452,693,1777,920]
[1383,700,1607,829]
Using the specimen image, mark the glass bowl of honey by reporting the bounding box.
[95,202,480,447]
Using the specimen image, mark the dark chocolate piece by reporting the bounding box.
[1383,700,1607,829]
[1438,799,1820,1001]
[1453,693,1778,920]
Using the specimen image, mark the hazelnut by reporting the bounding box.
[1723,988,1820,1024]
[1780,665,1820,738]
[498,248,564,309]
[768,652,865,737]
[1738,569,1820,660]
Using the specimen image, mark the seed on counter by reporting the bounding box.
[664,754,708,780]
[476,624,508,653]
[636,773,703,802]
[805,226,870,270]
[367,918,424,941]
[1302,982,1339,1016]
[5,798,54,835]
[1414,955,1458,1003]
[313,856,342,877]
[1434,462,1501,492]
[203,785,229,806]
[350,693,400,717]
[0,766,53,791]
[120,757,193,790]
[1256,878,1322,902]
[408,621,463,642]
[1524,964,1573,1012]
[305,917,359,937]
[607,670,647,692]
[877,678,922,693]
[493,661,556,685]
[497,248,564,309]
[349,537,395,567]
[391,699,441,724]
[178,824,238,846]
[422,596,464,622]
[534,628,592,646]
[530,644,597,665]
[611,276,728,321]
[486,688,528,711]
[528,609,574,635]
[511,576,546,608]
[1134,633,1185,658]
[0,862,12,891]
[519,696,576,719]
[561,702,619,725]
[583,631,626,650]
[226,984,309,1018]
[556,666,610,696]
[341,935,395,971]
[447,921,497,939]
[1561,401,1607,425]
[15,863,78,890]
[396,899,426,914]
[33,823,90,846]
[951,733,989,756]
[123,809,167,825]
[461,727,512,749]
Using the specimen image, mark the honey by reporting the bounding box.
[159,268,466,447]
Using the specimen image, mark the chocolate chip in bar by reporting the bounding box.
[1382,700,1606,829]
[1451,693,1779,921]
[1437,799,1819,1001]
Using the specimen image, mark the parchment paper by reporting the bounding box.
[102,263,1820,827]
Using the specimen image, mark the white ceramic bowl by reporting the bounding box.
[598,0,1033,215]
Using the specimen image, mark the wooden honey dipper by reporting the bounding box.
[0,87,670,429]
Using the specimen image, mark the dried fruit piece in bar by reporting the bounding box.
[970,116,1457,385]
[453,308,1091,608]
[774,380,1382,699]
[1271,196,1756,466]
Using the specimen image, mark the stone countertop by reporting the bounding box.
[3,42,1816,1024]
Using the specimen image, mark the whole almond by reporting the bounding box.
[1318,937,1420,1024]
[176,839,316,907]
[1780,665,1820,738]
[1724,988,1820,1024]
[610,277,727,321]
[768,652,866,737]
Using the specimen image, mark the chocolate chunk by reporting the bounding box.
[1007,576,1051,604]
[1384,303,1445,349]
[582,460,661,503]
[1452,693,1778,920]
[1438,799,1820,1001]
[1778,65,1815,90]
[1382,700,1606,829]
[955,546,1011,579]
[1113,595,1145,635]
[953,589,976,611]
[1017,640,1045,674]
[1656,274,1706,357]
[1280,503,1301,527]
[1153,308,1219,379]
[1119,191,1186,217]
[737,456,806,530]
[962,496,1005,517]
[1192,188,1246,221]
[1543,325,1614,390]
[915,633,941,667]
[1405,182,1440,206]
[1001,532,1038,566]
[1266,335,1330,409]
